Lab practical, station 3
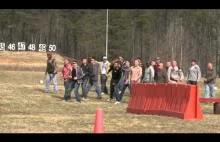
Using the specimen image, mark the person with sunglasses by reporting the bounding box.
[67,61,84,103]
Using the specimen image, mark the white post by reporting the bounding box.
[106,9,108,58]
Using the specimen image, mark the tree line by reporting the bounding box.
[0,9,220,76]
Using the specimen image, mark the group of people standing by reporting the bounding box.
[44,53,217,104]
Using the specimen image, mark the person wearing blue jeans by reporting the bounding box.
[84,58,102,99]
[204,63,216,98]
[45,53,58,93]
[67,61,84,103]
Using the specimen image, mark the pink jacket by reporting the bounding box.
[61,63,72,79]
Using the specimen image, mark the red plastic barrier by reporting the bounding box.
[127,83,204,120]
[127,83,146,114]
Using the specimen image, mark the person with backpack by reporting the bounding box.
[204,63,217,98]
[187,59,201,85]
[167,61,184,83]
[61,59,72,101]
[45,53,58,93]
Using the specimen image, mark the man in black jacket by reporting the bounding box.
[80,58,93,101]
[84,58,102,99]
[107,61,122,104]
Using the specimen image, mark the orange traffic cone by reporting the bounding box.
[94,107,104,133]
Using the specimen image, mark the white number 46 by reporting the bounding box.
[49,45,56,52]
[8,43,15,51]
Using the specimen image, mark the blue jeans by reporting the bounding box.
[45,73,58,92]
[205,84,215,98]
[64,80,71,101]
[68,80,81,102]
[119,84,131,102]
[84,80,102,98]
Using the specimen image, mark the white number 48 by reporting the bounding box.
[28,44,36,51]
[8,43,15,51]
[49,45,56,52]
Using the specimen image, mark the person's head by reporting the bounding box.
[166,62,171,67]
[191,60,196,66]
[103,56,107,63]
[118,56,123,62]
[208,63,213,69]
[172,61,177,67]
[47,53,52,59]
[155,57,160,63]
[72,61,78,68]
[134,59,140,67]
[125,61,130,67]
[137,57,142,63]
[151,60,156,66]
[114,61,120,68]
[159,63,164,69]
[146,61,151,68]
[91,58,95,65]
[64,59,70,65]
[82,58,87,65]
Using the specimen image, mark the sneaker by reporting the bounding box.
[107,98,112,102]
[96,97,102,100]
[114,101,120,105]
[101,92,105,95]
[82,97,85,101]
[76,100,81,103]
[118,91,121,94]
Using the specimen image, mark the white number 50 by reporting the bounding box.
[49,45,56,52]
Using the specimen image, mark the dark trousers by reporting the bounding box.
[82,77,89,97]
[100,74,108,94]
[84,80,102,98]
[187,80,197,85]
[110,79,120,101]
[119,84,130,102]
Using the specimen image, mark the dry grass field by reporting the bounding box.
[1,51,220,133]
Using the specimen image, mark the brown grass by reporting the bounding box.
[1,52,220,133]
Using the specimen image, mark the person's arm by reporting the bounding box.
[136,67,142,81]
[107,64,113,74]
[197,66,201,81]
[77,68,84,80]
[68,68,72,79]
[167,67,171,82]
[206,69,216,82]
[45,60,48,75]
[179,69,184,81]
[151,67,155,83]
[129,67,132,84]
[187,68,190,80]
[52,59,57,74]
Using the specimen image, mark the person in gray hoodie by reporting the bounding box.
[142,60,155,83]
[84,58,102,99]
[187,60,201,85]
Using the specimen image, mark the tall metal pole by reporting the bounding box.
[106,9,108,58]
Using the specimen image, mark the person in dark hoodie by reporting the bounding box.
[155,63,168,83]
[154,57,161,81]
[80,58,93,101]
[84,58,102,99]
[187,59,201,85]
[107,61,122,104]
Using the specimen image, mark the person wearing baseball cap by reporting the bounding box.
[100,56,110,95]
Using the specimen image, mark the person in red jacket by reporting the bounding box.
[61,59,72,101]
